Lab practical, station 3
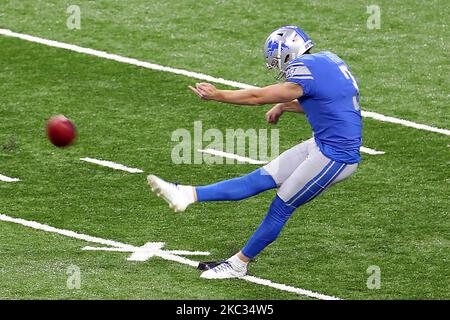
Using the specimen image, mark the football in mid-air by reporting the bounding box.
[46,115,77,147]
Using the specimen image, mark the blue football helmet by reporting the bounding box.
[264,25,314,79]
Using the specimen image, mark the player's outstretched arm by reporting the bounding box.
[188,82,303,106]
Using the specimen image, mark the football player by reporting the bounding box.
[148,25,362,279]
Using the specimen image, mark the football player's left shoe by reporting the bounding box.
[200,260,247,279]
[197,261,223,271]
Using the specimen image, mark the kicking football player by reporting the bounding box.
[148,25,362,279]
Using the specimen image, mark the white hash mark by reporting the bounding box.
[0,213,340,300]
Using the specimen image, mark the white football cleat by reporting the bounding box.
[200,261,247,279]
[147,175,194,213]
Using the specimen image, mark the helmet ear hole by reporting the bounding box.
[284,54,290,63]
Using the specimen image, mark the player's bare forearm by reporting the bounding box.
[189,82,303,106]
[213,88,270,106]
[265,100,303,124]
[277,100,304,113]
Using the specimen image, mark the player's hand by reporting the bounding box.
[266,104,284,124]
[188,82,218,100]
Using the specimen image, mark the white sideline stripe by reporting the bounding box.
[0,174,20,182]
[82,246,210,256]
[198,149,268,164]
[243,276,339,301]
[0,28,254,90]
[80,157,143,173]
[0,213,340,300]
[0,28,447,136]
[0,213,132,249]
[359,146,385,155]
[362,111,450,136]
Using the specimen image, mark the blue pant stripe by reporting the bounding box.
[290,162,346,208]
[321,163,347,191]
[286,160,335,206]
[298,163,347,205]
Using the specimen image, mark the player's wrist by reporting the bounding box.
[212,89,225,102]
[276,103,287,113]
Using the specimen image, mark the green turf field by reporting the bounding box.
[0,0,448,300]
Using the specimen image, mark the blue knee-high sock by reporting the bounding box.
[242,195,295,259]
[196,168,276,202]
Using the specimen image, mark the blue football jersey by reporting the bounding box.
[286,51,362,164]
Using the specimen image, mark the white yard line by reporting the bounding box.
[82,145,383,177]
[0,28,253,90]
[359,146,385,155]
[362,111,450,136]
[80,157,143,173]
[82,245,210,256]
[82,145,382,177]
[243,276,339,301]
[198,149,268,164]
[0,213,341,300]
[0,28,448,136]
[0,213,131,249]
[80,146,384,177]
[199,146,384,164]
[0,174,20,182]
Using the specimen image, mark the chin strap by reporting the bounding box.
[277,41,282,71]
[275,70,286,80]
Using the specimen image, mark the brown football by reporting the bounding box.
[46,115,76,147]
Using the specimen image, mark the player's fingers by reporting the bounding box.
[273,114,279,123]
[197,84,211,93]
[188,86,204,98]
[196,87,209,98]
[198,82,210,88]
[196,83,207,90]
[188,85,200,96]
[268,113,279,124]
[198,83,215,92]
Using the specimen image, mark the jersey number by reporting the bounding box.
[338,65,360,111]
